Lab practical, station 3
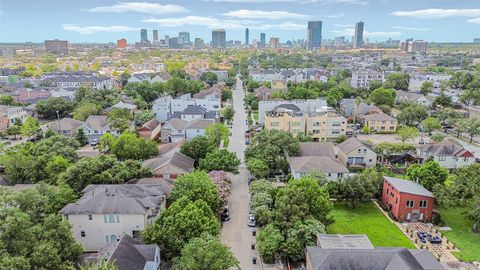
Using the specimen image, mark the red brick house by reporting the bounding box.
[382,176,434,222]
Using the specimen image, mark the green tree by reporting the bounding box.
[142,197,220,259]
[396,126,419,142]
[283,218,325,261]
[247,158,269,178]
[123,81,161,103]
[75,128,88,146]
[369,87,396,106]
[420,81,434,96]
[172,234,239,270]
[171,171,221,211]
[397,103,428,126]
[73,102,101,121]
[20,117,40,138]
[45,156,71,183]
[133,110,155,127]
[180,136,216,166]
[384,72,410,90]
[257,224,284,263]
[465,196,480,232]
[206,123,230,147]
[0,95,15,105]
[336,175,377,208]
[460,118,480,143]
[200,72,219,86]
[108,108,132,132]
[421,117,441,135]
[6,124,21,139]
[222,88,233,101]
[199,149,240,174]
[407,160,449,190]
[109,131,158,160]
[36,97,74,119]
[80,260,119,270]
[223,105,235,124]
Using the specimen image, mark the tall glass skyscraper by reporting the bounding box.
[260,33,266,48]
[140,29,148,42]
[353,21,364,48]
[307,21,322,50]
[245,28,249,45]
[212,29,226,48]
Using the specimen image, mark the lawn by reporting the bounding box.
[327,202,415,248]
[252,110,259,122]
[438,207,480,262]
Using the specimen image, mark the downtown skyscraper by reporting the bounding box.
[245,28,249,45]
[140,29,148,42]
[212,29,226,48]
[260,33,266,48]
[307,21,322,50]
[353,21,364,48]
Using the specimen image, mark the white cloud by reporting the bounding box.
[206,0,368,4]
[334,23,354,28]
[391,9,480,19]
[223,10,307,19]
[87,2,188,15]
[325,13,344,18]
[62,24,138,35]
[330,27,401,37]
[468,17,480,24]
[392,26,430,31]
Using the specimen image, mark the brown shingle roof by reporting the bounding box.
[299,142,335,158]
[289,156,349,174]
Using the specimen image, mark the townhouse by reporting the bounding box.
[153,92,221,122]
[364,112,397,132]
[416,139,475,169]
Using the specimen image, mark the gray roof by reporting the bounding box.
[60,184,167,215]
[299,142,335,158]
[317,234,374,250]
[186,118,214,129]
[306,246,444,270]
[112,101,137,110]
[57,118,84,131]
[289,156,349,174]
[96,234,158,270]
[418,140,468,157]
[143,152,194,173]
[163,118,187,131]
[364,113,396,122]
[384,177,434,197]
[84,115,109,130]
[182,105,207,115]
[337,137,372,154]
[274,103,301,112]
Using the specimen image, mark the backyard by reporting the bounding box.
[438,207,480,262]
[328,202,415,248]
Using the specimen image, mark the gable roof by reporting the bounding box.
[57,118,84,131]
[384,176,434,197]
[289,156,349,174]
[163,118,187,131]
[338,137,372,154]
[84,115,109,130]
[317,234,374,250]
[418,139,470,157]
[299,142,335,158]
[112,101,137,110]
[60,184,168,215]
[140,119,161,131]
[182,105,207,115]
[364,112,396,122]
[186,118,215,129]
[143,151,194,173]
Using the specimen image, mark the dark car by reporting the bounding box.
[221,209,230,222]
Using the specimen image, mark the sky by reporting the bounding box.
[1,0,480,43]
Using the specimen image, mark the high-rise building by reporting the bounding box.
[260,33,266,48]
[44,39,69,55]
[270,37,279,48]
[164,35,170,47]
[153,30,159,43]
[211,29,226,48]
[140,29,148,42]
[194,38,205,50]
[307,21,322,50]
[474,38,480,44]
[245,28,249,45]
[353,21,364,48]
[178,32,190,44]
[399,38,428,54]
[334,36,345,46]
[117,39,127,48]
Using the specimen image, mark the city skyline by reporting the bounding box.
[1,0,480,43]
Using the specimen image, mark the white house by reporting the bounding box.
[258,98,327,124]
[161,118,188,143]
[0,105,28,130]
[82,115,112,139]
[60,184,167,251]
[153,93,221,121]
[185,119,214,140]
[417,139,475,169]
[337,137,377,167]
[395,90,433,108]
[288,156,349,181]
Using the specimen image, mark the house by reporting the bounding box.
[161,118,187,143]
[41,72,116,89]
[127,72,170,84]
[82,234,161,270]
[395,90,433,108]
[382,176,435,222]
[60,184,168,251]
[142,151,194,179]
[299,142,335,159]
[416,139,474,169]
[364,113,397,132]
[0,105,28,130]
[82,115,112,139]
[179,106,216,122]
[337,137,377,167]
[258,99,327,124]
[306,234,444,270]
[339,99,380,118]
[111,101,137,111]
[185,118,214,140]
[193,85,222,99]
[271,80,287,91]
[253,85,274,101]
[153,93,221,122]
[138,119,161,140]
[55,118,84,137]
[288,156,349,181]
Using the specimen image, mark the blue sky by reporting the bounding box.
[1,0,479,43]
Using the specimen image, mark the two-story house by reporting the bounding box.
[0,105,28,130]
[337,137,377,167]
[364,113,397,133]
[82,115,112,140]
[417,139,474,169]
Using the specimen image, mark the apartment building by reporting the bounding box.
[153,92,221,121]
[0,105,28,130]
[364,113,397,132]
[350,70,384,88]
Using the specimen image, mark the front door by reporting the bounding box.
[411,211,420,222]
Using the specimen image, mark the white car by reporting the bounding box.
[247,214,256,227]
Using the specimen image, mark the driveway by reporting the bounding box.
[221,78,263,269]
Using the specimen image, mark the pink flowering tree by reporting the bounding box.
[209,170,232,206]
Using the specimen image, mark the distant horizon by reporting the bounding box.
[1,0,480,43]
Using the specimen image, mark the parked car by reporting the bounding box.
[221,209,231,222]
[245,139,250,145]
[247,215,256,227]
[248,176,254,185]
[90,138,99,146]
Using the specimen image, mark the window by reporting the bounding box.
[406,200,414,208]
[213,105,219,108]
[390,192,394,198]
[395,198,398,204]
[81,231,86,237]
[386,188,389,195]
[363,149,367,153]
[438,155,446,161]
[358,149,361,153]
[104,214,119,223]
[464,157,469,162]
[419,200,427,208]
[270,122,279,127]
[88,214,92,220]
[291,122,300,127]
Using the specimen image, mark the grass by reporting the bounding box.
[438,207,480,262]
[252,110,259,122]
[327,202,415,248]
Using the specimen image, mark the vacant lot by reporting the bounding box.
[328,202,415,248]
[439,207,480,262]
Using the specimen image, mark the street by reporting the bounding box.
[221,78,263,269]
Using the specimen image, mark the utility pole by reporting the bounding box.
[56,110,61,134]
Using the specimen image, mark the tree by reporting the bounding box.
[172,234,239,270]
[369,87,396,106]
[200,72,218,86]
[460,118,480,143]
[434,163,480,206]
[397,103,428,126]
[142,197,220,259]
[75,128,88,146]
[223,105,235,124]
[420,81,434,96]
[199,149,240,174]
[369,80,383,91]
[123,81,161,103]
[35,97,74,119]
[180,136,216,166]
[0,95,15,105]
[256,224,284,263]
[407,160,449,190]
[247,158,269,178]
[206,123,230,147]
[73,102,101,121]
[222,89,233,101]
[171,171,221,211]
[396,126,419,142]
[106,131,158,160]
[384,72,410,90]
[283,218,325,261]
[108,108,132,133]
[208,171,232,206]
[6,124,21,139]
[466,196,480,232]
[20,117,40,138]
[421,117,441,135]
[336,175,377,208]
[133,110,155,127]
[249,179,275,197]
[80,260,119,270]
